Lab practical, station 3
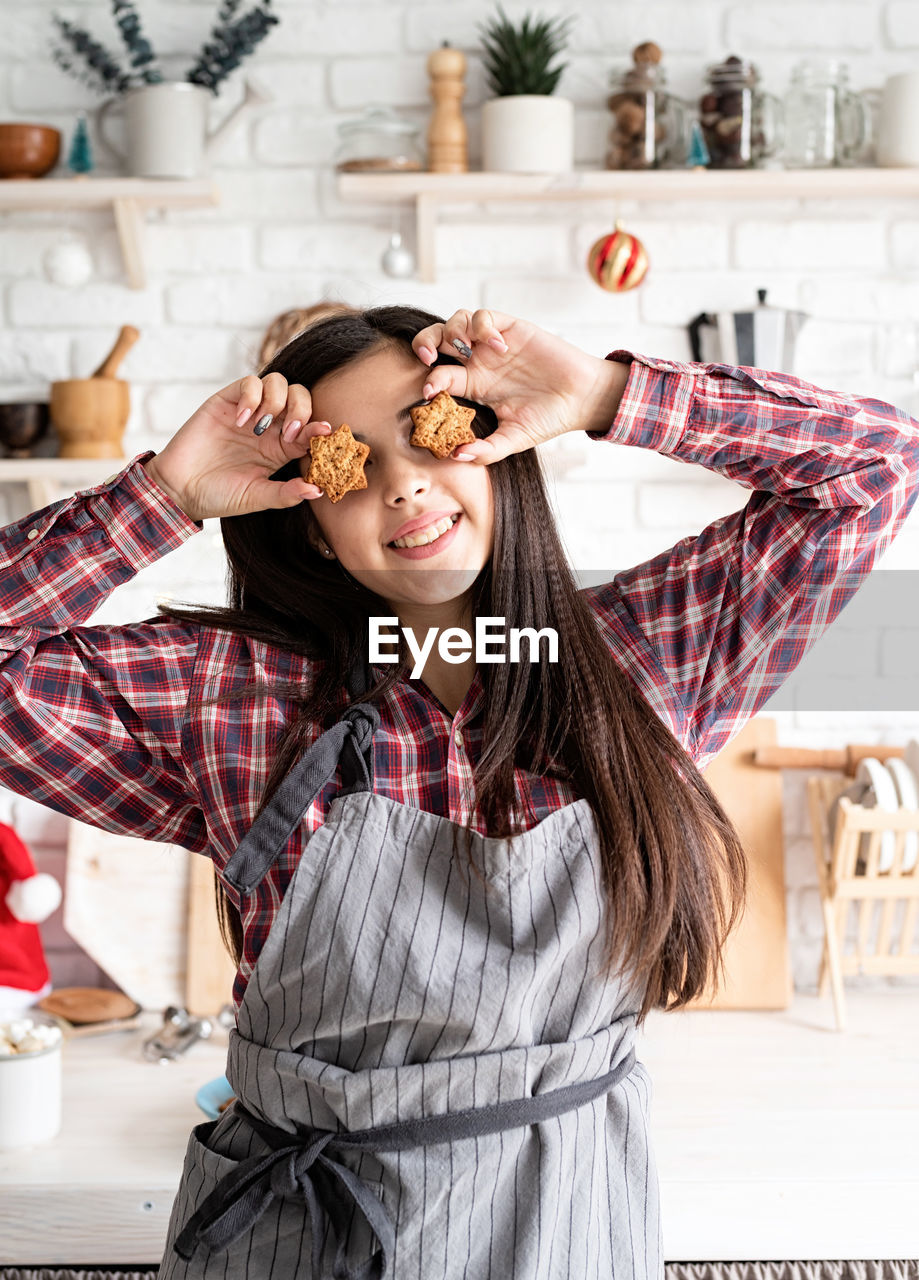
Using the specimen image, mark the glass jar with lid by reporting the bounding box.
[334,106,424,173]
[783,59,869,167]
[699,55,783,168]
[607,43,690,170]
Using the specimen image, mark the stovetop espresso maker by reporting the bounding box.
[688,289,808,372]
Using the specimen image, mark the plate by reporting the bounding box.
[855,757,899,872]
[885,757,919,872]
[195,1075,235,1120]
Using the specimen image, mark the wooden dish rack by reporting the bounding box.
[807,772,919,1030]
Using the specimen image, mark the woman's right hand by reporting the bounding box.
[143,373,331,522]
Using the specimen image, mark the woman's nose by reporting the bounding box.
[381,452,432,505]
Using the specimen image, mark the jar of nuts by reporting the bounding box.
[606,41,690,170]
[699,55,784,169]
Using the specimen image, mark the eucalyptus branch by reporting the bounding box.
[111,0,163,83]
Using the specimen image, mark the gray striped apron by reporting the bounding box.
[158,676,662,1279]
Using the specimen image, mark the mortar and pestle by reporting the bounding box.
[50,325,139,459]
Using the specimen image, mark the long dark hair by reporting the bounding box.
[161,305,746,1022]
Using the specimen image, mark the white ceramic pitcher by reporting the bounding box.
[98,80,265,178]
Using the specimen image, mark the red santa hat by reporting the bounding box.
[0,821,62,1009]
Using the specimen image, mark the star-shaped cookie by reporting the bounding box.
[409,390,477,459]
[305,423,370,502]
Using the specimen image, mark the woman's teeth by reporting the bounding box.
[392,514,458,549]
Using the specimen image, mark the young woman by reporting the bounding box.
[1,306,916,1278]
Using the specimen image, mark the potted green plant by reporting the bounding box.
[478,7,575,173]
[50,0,278,178]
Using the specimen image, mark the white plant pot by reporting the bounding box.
[481,95,574,173]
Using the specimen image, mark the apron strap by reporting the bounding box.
[223,662,379,896]
[174,1048,637,1278]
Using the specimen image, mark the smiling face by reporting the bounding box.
[304,342,495,626]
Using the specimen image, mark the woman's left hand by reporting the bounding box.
[411,308,630,465]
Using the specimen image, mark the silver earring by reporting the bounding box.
[323,546,333,557]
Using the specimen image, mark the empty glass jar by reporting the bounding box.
[783,59,869,167]
[699,55,783,169]
[335,107,424,173]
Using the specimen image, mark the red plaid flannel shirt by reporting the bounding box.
[2,353,916,1003]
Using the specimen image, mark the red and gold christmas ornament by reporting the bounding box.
[586,221,649,292]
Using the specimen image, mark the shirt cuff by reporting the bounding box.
[81,451,203,572]
[588,350,699,456]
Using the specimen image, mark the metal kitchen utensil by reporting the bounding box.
[142,1005,213,1064]
[688,289,808,372]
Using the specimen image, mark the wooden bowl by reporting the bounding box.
[0,123,61,179]
[50,378,130,459]
[0,402,50,457]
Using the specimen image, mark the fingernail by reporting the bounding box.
[488,337,508,352]
[419,346,435,364]
[423,383,434,400]
[455,452,476,461]
[237,407,252,427]
[452,338,473,358]
[253,413,273,436]
[283,419,302,441]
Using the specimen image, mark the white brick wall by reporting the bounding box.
[2,0,919,997]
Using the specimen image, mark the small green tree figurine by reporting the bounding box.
[67,115,94,174]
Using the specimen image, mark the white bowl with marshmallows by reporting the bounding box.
[0,1011,63,1150]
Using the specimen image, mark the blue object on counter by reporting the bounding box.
[195,1075,234,1119]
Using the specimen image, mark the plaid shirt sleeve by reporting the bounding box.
[0,453,208,848]
[587,354,919,769]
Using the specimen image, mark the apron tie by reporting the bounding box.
[173,1123,393,1280]
[174,1047,636,1278]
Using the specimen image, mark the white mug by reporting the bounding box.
[877,71,919,166]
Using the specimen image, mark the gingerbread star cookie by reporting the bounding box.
[409,390,477,459]
[305,423,370,502]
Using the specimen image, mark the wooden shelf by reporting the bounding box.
[0,178,219,289]
[338,167,919,281]
[0,456,126,510]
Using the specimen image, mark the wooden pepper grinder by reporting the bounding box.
[426,42,468,173]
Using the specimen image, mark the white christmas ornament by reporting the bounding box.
[5,874,62,924]
[381,232,415,279]
[43,239,93,288]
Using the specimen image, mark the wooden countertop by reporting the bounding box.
[2,991,917,1265]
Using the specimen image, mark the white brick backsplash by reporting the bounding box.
[251,61,327,109]
[573,2,717,55]
[166,273,327,328]
[204,167,319,222]
[0,331,71,385]
[482,275,642,326]
[637,476,747,528]
[9,281,162,328]
[268,9,402,56]
[329,56,430,109]
[72,327,247,383]
[799,274,919,325]
[11,63,98,112]
[793,320,876,375]
[733,220,887,271]
[434,222,570,273]
[259,223,390,273]
[252,111,339,167]
[725,4,877,50]
[145,224,254,275]
[889,220,919,269]
[144,382,223,436]
[10,796,69,846]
